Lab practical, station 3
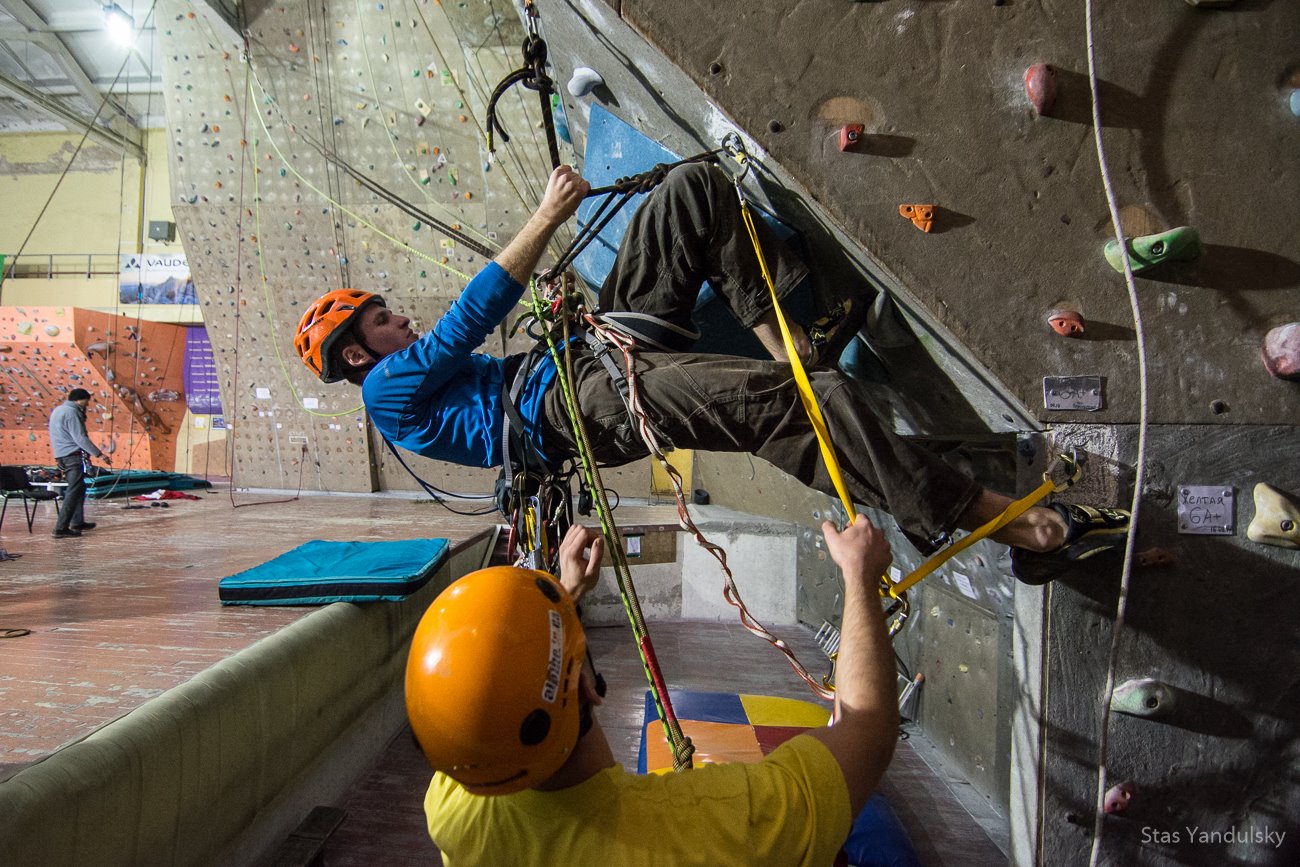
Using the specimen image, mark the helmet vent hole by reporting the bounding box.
[519,708,551,746]
[535,577,560,603]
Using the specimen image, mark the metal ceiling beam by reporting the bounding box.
[0,0,46,31]
[0,28,135,124]
[0,71,145,162]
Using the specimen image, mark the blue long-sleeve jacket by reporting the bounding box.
[361,262,556,468]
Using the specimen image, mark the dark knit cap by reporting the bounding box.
[68,388,92,401]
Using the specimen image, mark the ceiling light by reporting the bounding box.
[103,3,135,46]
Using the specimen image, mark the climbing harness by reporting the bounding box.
[485,0,560,171]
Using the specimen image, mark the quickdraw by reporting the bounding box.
[485,0,560,171]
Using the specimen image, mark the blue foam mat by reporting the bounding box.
[218,538,449,606]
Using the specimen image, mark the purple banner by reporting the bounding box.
[184,326,223,414]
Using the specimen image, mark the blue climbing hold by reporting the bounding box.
[1290,90,1300,117]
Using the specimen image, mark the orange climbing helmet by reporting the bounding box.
[294,288,384,382]
[405,565,587,795]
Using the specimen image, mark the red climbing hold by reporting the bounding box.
[1136,548,1174,568]
[1261,322,1300,381]
[1047,307,1085,337]
[1024,63,1058,115]
[839,124,864,152]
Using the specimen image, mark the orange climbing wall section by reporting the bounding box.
[0,307,189,470]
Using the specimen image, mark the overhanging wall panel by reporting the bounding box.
[608,0,1299,425]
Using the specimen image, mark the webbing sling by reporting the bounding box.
[733,178,1077,630]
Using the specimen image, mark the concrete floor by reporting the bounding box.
[0,483,671,778]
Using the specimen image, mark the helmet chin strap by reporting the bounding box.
[347,327,385,375]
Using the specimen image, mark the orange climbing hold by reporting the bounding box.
[899,204,935,233]
[1047,307,1085,337]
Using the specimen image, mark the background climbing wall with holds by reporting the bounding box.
[533,1,1299,866]
[159,0,615,493]
[0,306,189,470]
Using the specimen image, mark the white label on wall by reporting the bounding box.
[302,397,319,409]
[255,387,271,399]
[952,571,978,600]
[1043,376,1103,411]
[626,534,642,557]
[889,566,903,584]
[1177,486,1235,535]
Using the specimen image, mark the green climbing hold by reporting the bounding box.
[1104,226,1201,274]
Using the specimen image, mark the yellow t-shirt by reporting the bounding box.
[425,734,851,867]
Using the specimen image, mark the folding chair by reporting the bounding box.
[0,466,62,533]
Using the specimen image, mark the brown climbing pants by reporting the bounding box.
[538,163,982,547]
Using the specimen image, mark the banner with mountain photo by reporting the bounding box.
[119,253,197,304]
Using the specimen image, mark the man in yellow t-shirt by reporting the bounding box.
[407,519,898,866]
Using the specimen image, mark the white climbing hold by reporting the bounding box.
[567,67,604,98]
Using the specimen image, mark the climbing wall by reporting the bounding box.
[0,307,189,470]
[159,0,589,493]
[535,2,1300,866]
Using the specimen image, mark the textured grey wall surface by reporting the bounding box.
[536,1,1300,865]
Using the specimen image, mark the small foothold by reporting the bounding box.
[768,119,784,133]
[1024,63,1058,115]
[1103,781,1135,815]
[1246,483,1300,549]
[708,61,723,75]
[567,67,604,98]
[1111,678,1176,719]
[839,123,864,152]
[1104,226,1201,273]
[1047,307,1085,337]
[899,203,936,233]
[1184,0,1238,6]
[1209,399,1228,415]
[1261,322,1300,380]
[1290,91,1300,118]
[1136,547,1174,568]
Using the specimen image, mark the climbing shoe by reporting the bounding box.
[1010,503,1131,585]
[806,298,858,367]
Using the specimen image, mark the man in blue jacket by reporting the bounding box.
[296,164,1129,581]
